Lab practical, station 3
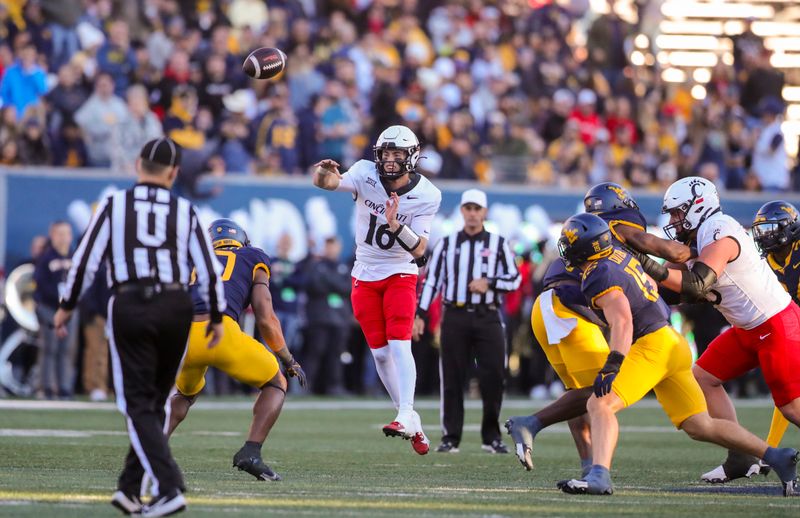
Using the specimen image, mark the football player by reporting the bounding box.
[557,213,799,496]
[633,177,800,495]
[506,183,690,476]
[312,125,442,454]
[699,201,800,482]
[167,219,306,481]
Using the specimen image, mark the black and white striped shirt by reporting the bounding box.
[418,229,521,312]
[60,182,226,321]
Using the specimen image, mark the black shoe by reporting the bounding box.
[435,440,460,453]
[481,439,509,454]
[141,488,185,517]
[111,490,142,515]
[233,447,282,481]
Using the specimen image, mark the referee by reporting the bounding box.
[54,138,226,517]
[414,189,521,454]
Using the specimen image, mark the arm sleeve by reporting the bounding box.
[492,237,522,292]
[187,207,227,322]
[60,196,112,310]
[417,236,447,313]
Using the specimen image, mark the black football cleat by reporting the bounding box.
[233,447,282,481]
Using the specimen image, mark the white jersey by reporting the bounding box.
[337,160,442,281]
[690,212,790,329]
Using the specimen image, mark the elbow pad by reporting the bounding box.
[680,262,717,302]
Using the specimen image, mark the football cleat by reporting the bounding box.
[411,432,430,455]
[435,440,460,453]
[701,451,763,484]
[409,411,429,455]
[764,447,800,494]
[505,417,536,470]
[111,491,142,515]
[783,478,799,497]
[481,440,510,454]
[233,448,282,481]
[382,421,409,438]
[559,477,614,495]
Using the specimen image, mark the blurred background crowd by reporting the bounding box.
[0,0,785,401]
[0,0,798,194]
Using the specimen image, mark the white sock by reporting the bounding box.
[388,339,416,415]
[370,345,399,410]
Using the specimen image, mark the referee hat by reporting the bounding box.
[140,138,182,167]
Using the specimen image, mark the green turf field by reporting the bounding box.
[0,397,798,517]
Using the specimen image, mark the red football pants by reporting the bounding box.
[696,302,800,406]
[351,274,418,348]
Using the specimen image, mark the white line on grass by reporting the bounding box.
[0,398,778,412]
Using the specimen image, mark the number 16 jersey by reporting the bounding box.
[337,159,442,281]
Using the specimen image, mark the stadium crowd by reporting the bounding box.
[0,0,796,193]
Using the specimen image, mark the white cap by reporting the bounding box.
[461,188,488,208]
[578,88,596,105]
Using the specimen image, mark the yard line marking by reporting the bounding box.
[0,490,789,511]
[0,398,778,412]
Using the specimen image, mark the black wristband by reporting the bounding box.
[601,351,625,373]
[210,312,223,324]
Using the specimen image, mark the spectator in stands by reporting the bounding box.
[586,1,631,90]
[74,72,129,167]
[0,42,46,120]
[45,64,89,134]
[40,0,81,70]
[752,96,789,191]
[0,138,19,165]
[569,89,602,146]
[97,19,137,97]
[197,53,233,119]
[17,117,50,165]
[219,89,255,173]
[33,221,76,400]
[51,119,87,167]
[110,84,163,174]
[254,83,301,175]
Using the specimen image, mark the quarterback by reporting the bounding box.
[634,177,800,491]
[557,213,799,496]
[312,125,442,455]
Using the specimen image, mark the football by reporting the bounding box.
[242,47,287,80]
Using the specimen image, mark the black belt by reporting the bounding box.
[114,282,185,296]
[444,302,498,312]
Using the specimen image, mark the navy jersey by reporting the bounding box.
[581,247,669,341]
[600,208,648,248]
[542,258,586,307]
[767,241,800,305]
[192,246,271,321]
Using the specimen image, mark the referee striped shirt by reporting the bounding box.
[418,229,521,312]
[59,182,226,321]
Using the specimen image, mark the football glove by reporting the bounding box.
[281,356,307,388]
[593,351,625,398]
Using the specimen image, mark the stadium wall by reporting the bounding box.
[4,168,800,270]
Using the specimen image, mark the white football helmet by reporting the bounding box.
[662,176,721,243]
[373,125,420,178]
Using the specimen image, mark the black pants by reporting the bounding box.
[440,306,506,445]
[109,289,193,497]
[303,323,349,393]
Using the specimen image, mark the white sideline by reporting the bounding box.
[0,397,777,412]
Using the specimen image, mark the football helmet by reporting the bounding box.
[584,182,639,214]
[209,218,250,249]
[373,125,420,178]
[752,200,800,256]
[662,177,720,243]
[558,213,614,268]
